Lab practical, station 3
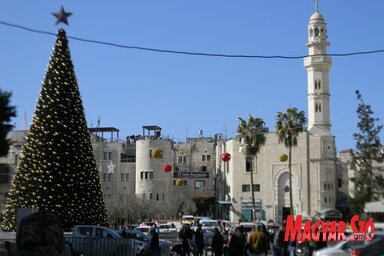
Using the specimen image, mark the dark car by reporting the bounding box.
[350,237,384,256]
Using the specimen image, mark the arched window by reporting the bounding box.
[318,102,322,112]
[315,103,318,112]
[318,79,321,89]
[314,80,318,89]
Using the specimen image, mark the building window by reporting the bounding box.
[202,155,206,161]
[156,194,159,201]
[140,172,144,180]
[323,183,327,191]
[183,180,188,186]
[207,155,211,161]
[144,172,148,180]
[163,194,165,201]
[242,185,250,192]
[246,156,252,172]
[125,173,129,181]
[227,186,230,194]
[178,156,188,164]
[108,173,112,181]
[149,171,154,179]
[324,197,327,203]
[253,184,260,192]
[327,184,331,190]
[14,154,18,165]
[338,179,342,188]
[195,180,205,189]
[103,173,107,181]
[103,152,112,160]
[121,173,124,181]
[201,166,207,172]
[149,193,152,200]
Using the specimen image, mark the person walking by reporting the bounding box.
[212,227,224,256]
[247,225,268,256]
[179,224,193,256]
[229,226,246,256]
[194,224,205,256]
[272,224,285,256]
[150,228,160,256]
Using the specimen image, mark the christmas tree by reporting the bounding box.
[1,29,109,231]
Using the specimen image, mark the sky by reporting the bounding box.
[1,1,384,153]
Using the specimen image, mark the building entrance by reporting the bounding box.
[282,207,291,221]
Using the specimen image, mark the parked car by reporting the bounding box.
[135,225,152,235]
[350,237,384,255]
[118,229,173,256]
[158,224,178,233]
[65,225,139,256]
[313,233,384,256]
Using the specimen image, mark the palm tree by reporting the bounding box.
[275,107,307,217]
[237,115,267,221]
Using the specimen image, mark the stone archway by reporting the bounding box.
[273,168,301,222]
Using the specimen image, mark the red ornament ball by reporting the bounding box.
[163,164,172,173]
[221,152,231,162]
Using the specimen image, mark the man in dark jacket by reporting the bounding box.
[150,228,160,256]
[229,226,246,256]
[179,224,194,256]
[194,224,205,256]
[212,227,224,256]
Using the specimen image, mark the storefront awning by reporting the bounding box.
[217,200,232,205]
[364,200,384,213]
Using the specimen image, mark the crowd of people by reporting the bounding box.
[173,221,327,256]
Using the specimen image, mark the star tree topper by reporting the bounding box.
[52,6,72,25]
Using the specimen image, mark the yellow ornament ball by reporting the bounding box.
[151,148,163,159]
[176,179,184,186]
[279,154,288,162]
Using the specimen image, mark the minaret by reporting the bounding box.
[304,0,332,136]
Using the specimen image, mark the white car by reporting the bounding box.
[158,224,178,233]
[134,225,152,235]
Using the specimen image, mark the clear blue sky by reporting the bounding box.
[1,1,383,152]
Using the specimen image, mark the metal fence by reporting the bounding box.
[2,237,137,256]
[64,237,137,256]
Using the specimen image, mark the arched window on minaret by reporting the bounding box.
[318,79,321,89]
[315,80,318,89]
[315,102,318,112]
[318,102,322,112]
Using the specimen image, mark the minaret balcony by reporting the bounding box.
[304,55,332,68]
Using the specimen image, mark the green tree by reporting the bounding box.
[0,90,16,158]
[275,107,306,217]
[237,115,266,221]
[1,29,109,231]
[350,90,383,212]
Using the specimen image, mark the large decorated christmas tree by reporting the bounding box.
[1,29,109,231]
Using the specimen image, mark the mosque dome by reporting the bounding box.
[309,11,325,22]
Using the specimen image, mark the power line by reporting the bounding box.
[2,20,384,59]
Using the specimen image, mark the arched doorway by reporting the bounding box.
[275,170,300,222]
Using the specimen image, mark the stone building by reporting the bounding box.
[215,6,349,223]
